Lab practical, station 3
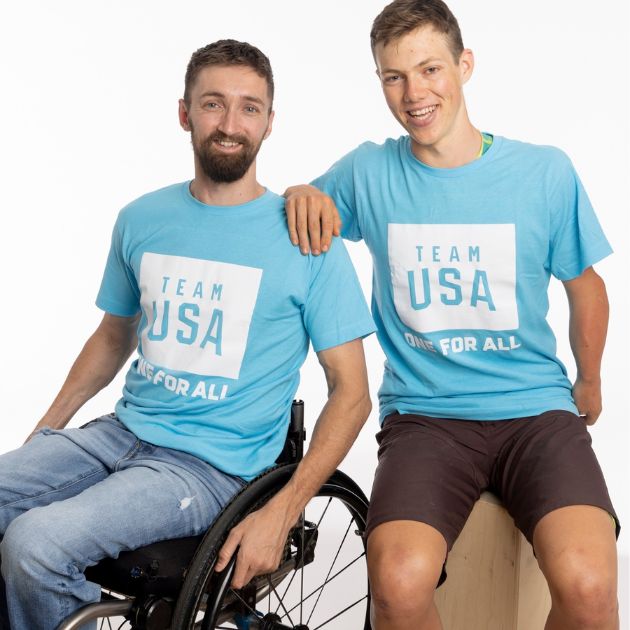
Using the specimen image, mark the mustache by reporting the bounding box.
[204,131,249,146]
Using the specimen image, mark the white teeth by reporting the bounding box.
[218,140,239,147]
[409,105,437,117]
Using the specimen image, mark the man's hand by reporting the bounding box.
[215,497,295,589]
[284,184,341,256]
[572,377,602,425]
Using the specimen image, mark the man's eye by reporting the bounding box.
[245,106,259,113]
[426,66,439,74]
[384,75,401,83]
[204,102,220,109]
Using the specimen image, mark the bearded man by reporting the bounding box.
[0,40,374,630]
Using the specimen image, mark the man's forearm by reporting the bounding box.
[565,268,609,382]
[266,384,372,526]
[214,339,372,587]
[32,314,138,434]
[563,267,609,424]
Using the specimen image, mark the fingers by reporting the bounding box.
[572,381,602,427]
[284,186,341,255]
[287,199,299,247]
[230,545,282,589]
[215,528,241,572]
[333,212,342,238]
[285,188,313,255]
[295,197,311,255]
[577,407,601,426]
[217,519,284,589]
[586,409,601,426]
[308,204,322,255]
[231,548,253,589]
[320,202,342,252]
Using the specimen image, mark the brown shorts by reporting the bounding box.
[366,410,619,551]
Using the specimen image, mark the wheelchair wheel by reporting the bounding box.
[171,465,370,629]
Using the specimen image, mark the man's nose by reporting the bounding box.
[217,107,240,136]
[403,77,429,103]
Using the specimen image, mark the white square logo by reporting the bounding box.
[138,252,262,379]
[388,224,518,333]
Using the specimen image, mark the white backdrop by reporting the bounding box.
[1,0,628,623]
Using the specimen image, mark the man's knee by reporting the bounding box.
[535,506,618,627]
[1,508,68,581]
[548,551,618,627]
[368,521,446,619]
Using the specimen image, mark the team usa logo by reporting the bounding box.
[138,252,262,379]
[388,223,519,353]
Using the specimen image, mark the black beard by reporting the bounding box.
[192,130,262,183]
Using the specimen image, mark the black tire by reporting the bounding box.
[171,465,371,630]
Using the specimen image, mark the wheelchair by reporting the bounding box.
[57,401,371,630]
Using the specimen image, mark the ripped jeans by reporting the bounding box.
[0,414,244,630]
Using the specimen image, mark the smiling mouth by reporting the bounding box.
[408,104,438,120]
[214,139,242,148]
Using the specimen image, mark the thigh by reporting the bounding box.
[0,415,137,534]
[366,413,487,550]
[494,410,619,545]
[9,449,244,571]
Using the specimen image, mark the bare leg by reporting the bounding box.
[368,520,447,630]
[534,505,618,630]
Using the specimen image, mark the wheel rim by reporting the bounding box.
[188,484,369,630]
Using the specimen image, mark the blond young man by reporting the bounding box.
[285,1,619,628]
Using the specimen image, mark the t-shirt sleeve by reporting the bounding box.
[302,238,375,352]
[96,213,141,317]
[547,153,613,281]
[311,150,363,242]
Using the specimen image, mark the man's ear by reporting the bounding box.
[459,48,474,85]
[263,110,275,140]
[179,99,191,132]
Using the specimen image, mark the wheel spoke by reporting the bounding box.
[269,579,296,627]
[227,587,261,619]
[283,552,366,618]
[275,497,333,615]
[306,517,354,625]
[310,595,368,630]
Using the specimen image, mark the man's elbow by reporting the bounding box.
[328,381,372,422]
[588,269,609,309]
[357,390,372,422]
[564,267,608,304]
[335,382,372,423]
[588,267,607,289]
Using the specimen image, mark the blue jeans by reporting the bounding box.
[0,414,245,630]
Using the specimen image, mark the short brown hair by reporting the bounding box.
[184,39,274,107]
[371,0,464,62]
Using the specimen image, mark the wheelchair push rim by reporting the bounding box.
[172,466,371,630]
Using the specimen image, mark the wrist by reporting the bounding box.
[267,486,306,529]
[576,373,601,385]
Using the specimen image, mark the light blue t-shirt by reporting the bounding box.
[312,135,612,422]
[96,183,375,479]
